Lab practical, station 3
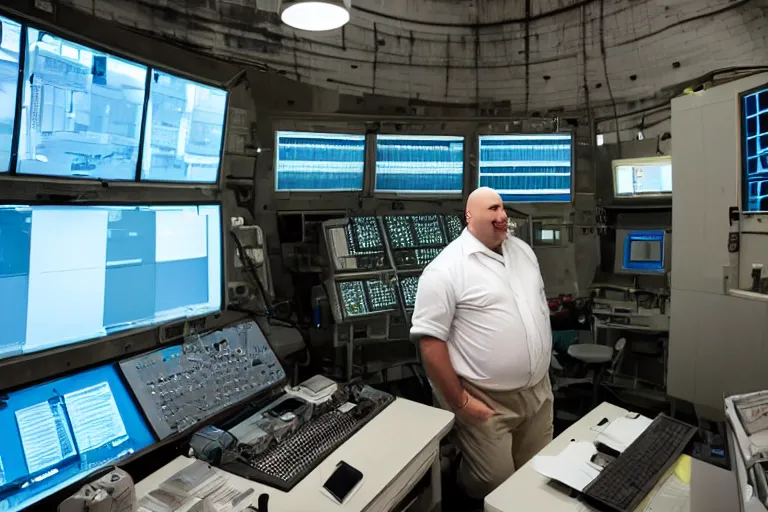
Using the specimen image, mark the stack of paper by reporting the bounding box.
[138,461,254,512]
[531,442,601,492]
[595,415,653,453]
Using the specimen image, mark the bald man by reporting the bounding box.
[410,187,553,499]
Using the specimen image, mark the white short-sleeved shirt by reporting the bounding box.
[410,229,552,391]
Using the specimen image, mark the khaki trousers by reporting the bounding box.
[438,376,554,499]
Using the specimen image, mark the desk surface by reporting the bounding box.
[485,402,628,512]
[136,398,454,512]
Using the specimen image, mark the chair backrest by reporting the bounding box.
[611,337,627,375]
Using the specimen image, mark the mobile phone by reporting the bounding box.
[322,461,363,503]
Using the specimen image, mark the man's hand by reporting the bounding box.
[456,391,496,424]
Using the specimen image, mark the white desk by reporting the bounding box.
[136,398,454,512]
[485,402,627,512]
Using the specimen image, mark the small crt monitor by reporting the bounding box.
[0,364,155,511]
[324,216,391,272]
[615,229,668,274]
[612,156,672,199]
[0,204,222,361]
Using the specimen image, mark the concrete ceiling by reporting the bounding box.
[59,0,767,113]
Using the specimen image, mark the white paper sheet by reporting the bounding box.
[532,441,601,491]
[595,415,653,453]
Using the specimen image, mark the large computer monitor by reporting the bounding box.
[0,204,222,360]
[274,131,365,192]
[17,28,148,180]
[140,70,228,184]
[477,134,573,203]
[374,135,464,195]
[614,229,670,275]
[740,83,768,212]
[612,156,672,199]
[0,363,155,511]
[0,15,21,174]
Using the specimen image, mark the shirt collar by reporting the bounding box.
[460,229,508,261]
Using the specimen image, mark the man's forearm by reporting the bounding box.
[420,337,466,410]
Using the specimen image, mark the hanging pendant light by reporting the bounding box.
[279,0,351,31]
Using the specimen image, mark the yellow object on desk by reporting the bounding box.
[633,455,692,512]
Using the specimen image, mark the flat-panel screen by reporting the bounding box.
[613,157,672,198]
[0,364,155,511]
[141,70,227,183]
[375,135,463,194]
[741,84,768,212]
[0,16,21,173]
[17,28,147,180]
[0,204,222,360]
[337,278,398,318]
[275,131,365,192]
[478,134,573,203]
[399,275,419,309]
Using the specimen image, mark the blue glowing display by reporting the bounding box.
[478,134,572,203]
[742,85,768,212]
[275,131,365,191]
[375,135,463,194]
[0,364,155,511]
[0,16,21,174]
[622,230,664,273]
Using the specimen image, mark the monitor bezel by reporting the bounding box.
[273,129,368,194]
[614,228,669,275]
[0,10,229,188]
[739,81,768,214]
[373,134,466,198]
[0,200,226,367]
[476,132,575,205]
[611,155,673,200]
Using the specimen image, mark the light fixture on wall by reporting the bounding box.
[279,0,351,31]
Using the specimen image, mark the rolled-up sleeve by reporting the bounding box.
[409,268,456,343]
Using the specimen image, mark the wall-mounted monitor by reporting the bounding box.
[17,28,148,180]
[614,229,670,275]
[741,83,768,212]
[477,134,573,203]
[140,71,227,184]
[0,16,22,174]
[375,135,464,195]
[612,156,672,199]
[275,131,365,192]
[0,204,222,361]
[0,363,155,512]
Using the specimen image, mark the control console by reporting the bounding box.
[120,321,285,439]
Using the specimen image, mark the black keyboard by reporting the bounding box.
[220,384,394,491]
[583,415,697,512]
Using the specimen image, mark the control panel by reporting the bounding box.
[325,216,391,272]
[337,278,399,319]
[399,275,420,310]
[383,214,448,269]
[443,214,463,242]
[120,320,285,439]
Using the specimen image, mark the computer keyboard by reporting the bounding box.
[583,415,697,512]
[219,384,394,491]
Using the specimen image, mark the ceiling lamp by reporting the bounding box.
[279,0,351,31]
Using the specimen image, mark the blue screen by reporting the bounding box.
[622,230,664,273]
[375,135,463,194]
[17,28,147,180]
[275,131,365,191]
[478,134,572,203]
[140,71,227,183]
[0,16,21,173]
[742,85,768,212]
[0,204,222,360]
[0,364,155,511]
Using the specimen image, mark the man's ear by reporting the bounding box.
[465,210,471,223]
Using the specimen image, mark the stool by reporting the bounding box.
[567,344,614,407]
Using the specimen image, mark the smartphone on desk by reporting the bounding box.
[322,461,363,504]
